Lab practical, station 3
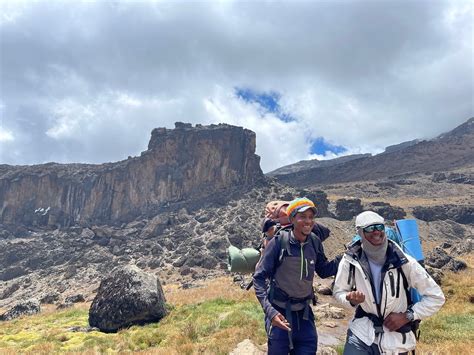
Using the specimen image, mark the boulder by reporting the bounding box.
[425,247,452,269]
[88,265,167,332]
[425,247,467,272]
[0,299,40,321]
[335,199,363,221]
[413,205,474,225]
[65,294,85,304]
[40,292,60,304]
[364,202,406,221]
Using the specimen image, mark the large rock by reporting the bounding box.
[364,202,406,221]
[425,247,467,272]
[88,265,167,332]
[413,205,474,225]
[0,299,40,321]
[335,199,363,221]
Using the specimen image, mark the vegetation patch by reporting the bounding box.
[0,296,266,354]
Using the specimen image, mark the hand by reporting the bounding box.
[346,291,365,305]
[271,313,291,331]
[383,312,410,331]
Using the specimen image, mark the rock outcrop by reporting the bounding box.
[413,205,474,225]
[0,299,40,321]
[88,265,167,332]
[0,123,264,227]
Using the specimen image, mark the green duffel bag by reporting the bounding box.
[227,245,261,274]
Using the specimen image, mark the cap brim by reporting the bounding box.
[295,206,317,214]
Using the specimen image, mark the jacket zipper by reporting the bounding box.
[300,244,304,280]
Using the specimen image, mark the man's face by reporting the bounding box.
[362,224,386,246]
[292,209,315,236]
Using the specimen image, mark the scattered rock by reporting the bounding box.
[364,202,406,221]
[56,302,74,310]
[323,321,338,328]
[451,238,473,256]
[0,266,28,282]
[425,247,467,272]
[65,294,85,304]
[413,205,474,225]
[40,292,60,304]
[425,247,452,269]
[317,346,338,355]
[444,259,467,272]
[88,265,167,332]
[314,303,345,320]
[0,282,20,300]
[0,299,40,321]
[440,242,452,249]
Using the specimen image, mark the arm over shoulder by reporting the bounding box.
[333,256,355,308]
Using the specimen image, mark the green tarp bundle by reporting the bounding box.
[227,245,261,274]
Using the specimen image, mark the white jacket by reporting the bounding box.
[333,241,445,354]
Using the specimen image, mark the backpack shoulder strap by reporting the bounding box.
[397,266,412,305]
[277,230,292,265]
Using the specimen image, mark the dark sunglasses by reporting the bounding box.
[363,224,385,233]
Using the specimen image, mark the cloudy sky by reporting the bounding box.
[0,0,472,172]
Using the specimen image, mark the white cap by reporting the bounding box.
[355,211,385,229]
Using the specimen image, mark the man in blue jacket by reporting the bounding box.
[253,197,341,354]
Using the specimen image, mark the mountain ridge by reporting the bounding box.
[274,117,474,187]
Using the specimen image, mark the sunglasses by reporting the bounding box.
[363,224,385,233]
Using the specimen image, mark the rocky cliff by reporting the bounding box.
[0,123,264,227]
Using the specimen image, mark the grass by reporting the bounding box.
[1,261,473,354]
[415,265,474,354]
[0,278,267,354]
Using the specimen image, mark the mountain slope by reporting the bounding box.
[275,117,474,187]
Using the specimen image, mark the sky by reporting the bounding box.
[0,0,472,173]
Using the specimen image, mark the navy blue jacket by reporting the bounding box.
[253,230,339,321]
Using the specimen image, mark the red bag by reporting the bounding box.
[264,200,291,227]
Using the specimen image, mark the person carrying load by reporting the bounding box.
[333,211,445,355]
[253,197,341,355]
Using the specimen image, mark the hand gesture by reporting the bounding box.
[346,291,365,305]
[383,312,409,331]
[271,313,291,331]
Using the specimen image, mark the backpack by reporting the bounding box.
[264,200,291,228]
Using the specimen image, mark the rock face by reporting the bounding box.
[89,265,167,332]
[0,123,264,227]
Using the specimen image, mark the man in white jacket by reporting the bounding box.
[333,211,445,354]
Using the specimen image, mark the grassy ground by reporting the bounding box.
[415,256,474,354]
[0,258,472,354]
[0,278,266,354]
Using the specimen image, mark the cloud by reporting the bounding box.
[0,0,472,172]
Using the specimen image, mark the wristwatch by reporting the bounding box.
[405,309,415,322]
